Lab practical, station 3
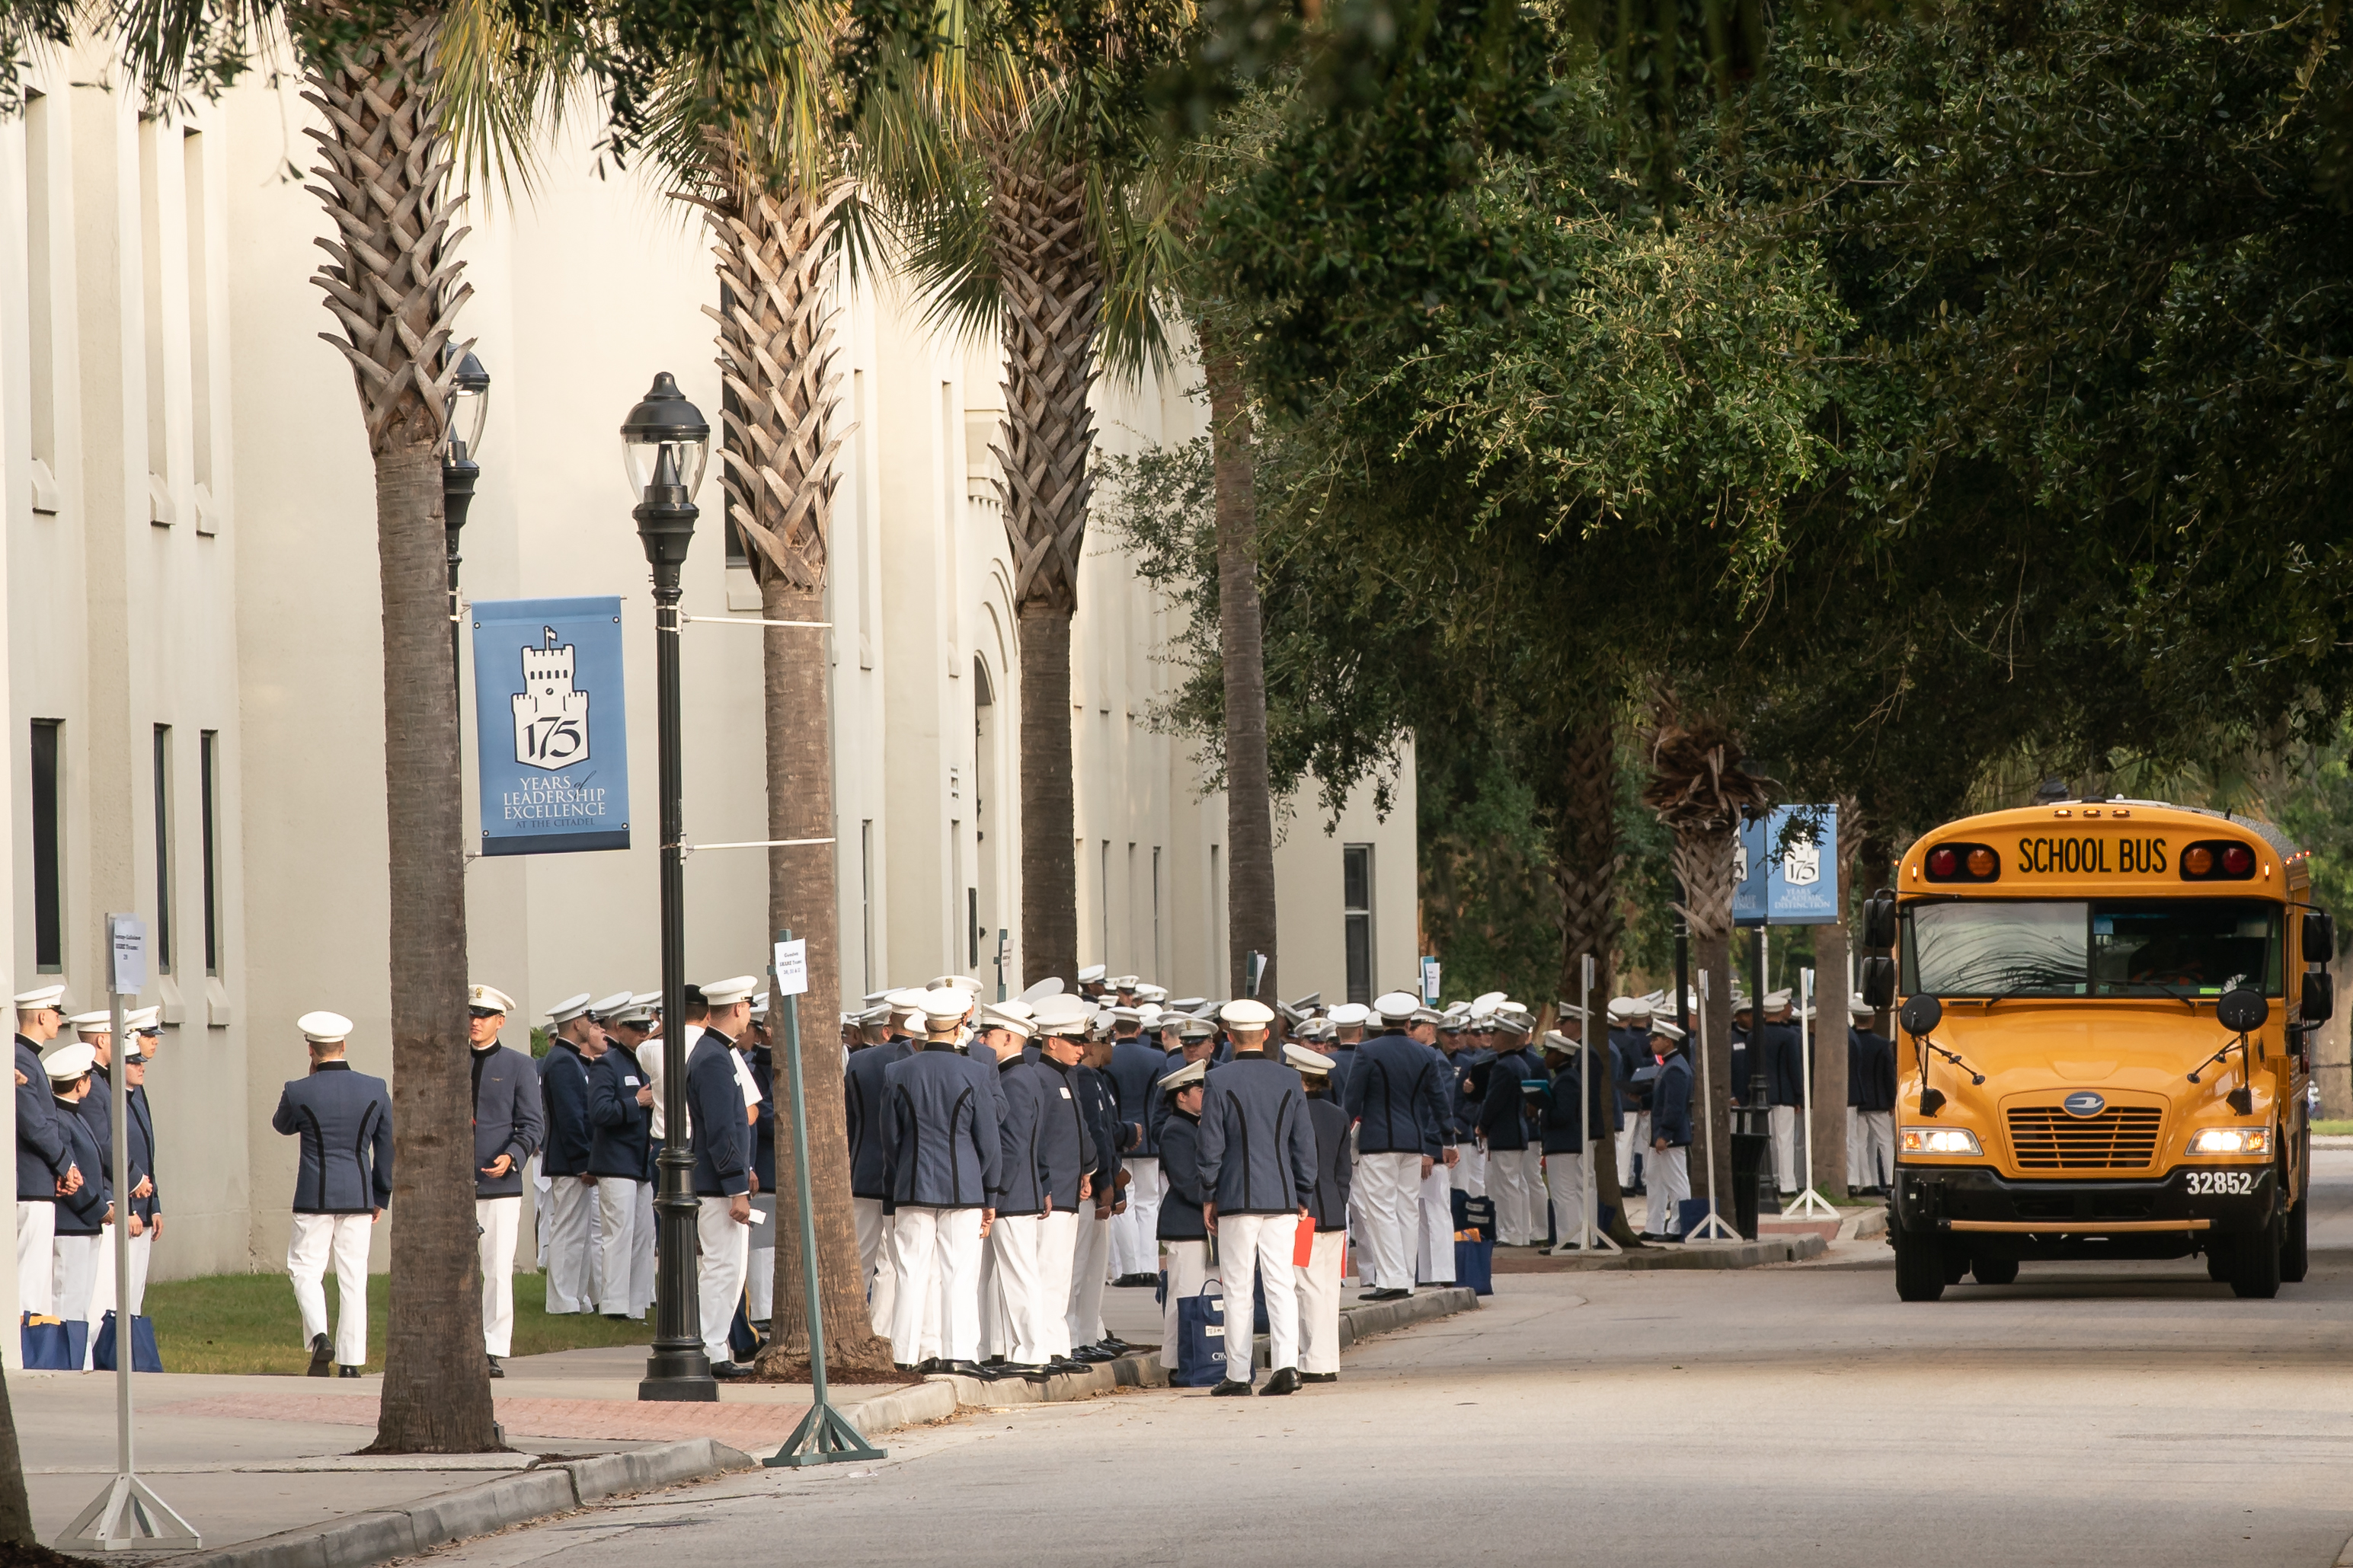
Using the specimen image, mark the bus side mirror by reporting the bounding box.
[2217,987,2268,1034]
[1862,892,1897,950]
[2303,911,2337,963]
[1859,956,1896,1011]
[2302,970,2335,1025]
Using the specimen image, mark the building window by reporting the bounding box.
[200,730,220,976]
[27,90,55,476]
[31,720,62,972]
[1209,844,1224,982]
[152,725,173,973]
[183,129,213,488]
[1343,844,1375,1005]
[1152,847,1163,982]
[968,886,980,969]
[1100,840,1111,966]
[860,819,876,995]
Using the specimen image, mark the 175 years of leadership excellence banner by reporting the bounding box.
[471,596,630,855]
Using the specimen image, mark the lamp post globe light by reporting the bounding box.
[440,350,491,695]
[626,372,717,1402]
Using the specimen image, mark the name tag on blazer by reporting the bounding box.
[624,1076,641,1086]
[1060,1087,1072,1098]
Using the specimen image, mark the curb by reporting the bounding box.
[1536,1233,1827,1271]
[147,1437,756,1568]
[1338,1285,1479,1345]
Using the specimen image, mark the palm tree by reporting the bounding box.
[1205,345,1277,1001]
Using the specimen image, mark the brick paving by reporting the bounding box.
[150,1392,813,1447]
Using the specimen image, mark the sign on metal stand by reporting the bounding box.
[1685,969,1741,1244]
[59,915,200,1553]
[1785,968,1840,1220]
[764,933,884,1468]
[1574,954,1619,1256]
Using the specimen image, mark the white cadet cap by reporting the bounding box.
[1373,991,1420,1022]
[14,984,66,1010]
[1031,995,1095,1036]
[1018,978,1065,1002]
[1649,1017,1687,1041]
[979,1004,1036,1039]
[1221,998,1274,1029]
[69,1011,113,1033]
[1134,984,1169,1002]
[632,991,661,1008]
[1137,1004,1163,1029]
[545,992,594,1025]
[1177,1016,1216,1039]
[298,1011,353,1044]
[589,991,637,1020]
[1763,989,1793,1011]
[703,976,759,1008]
[1492,1014,1533,1036]
[919,988,971,1024]
[1555,1001,1590,1022]
[1282,1043,1335,1075]
[1110,974,1140,990]
[929,975,985,995]
[1327,1003,1371,1027]
[1077,964,1108,984]
[1159,1058,1208,1091]
[1106,1005,1142,1026]
[1471,990,1507,1012]
[469,984,516,1014]
[1412,1006,1446,1026]
[1168,996,1207,1012]
[884,987,930,1017]
[123,1006,161,1031]
[42,1043,96,1081]
[750,995,770,1019]
[1540,1030,1580,1053]
[1849,997,1877,1017]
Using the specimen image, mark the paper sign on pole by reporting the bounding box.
[109,915,146,995]
[1419,956,1441,1004]
[774,939,810,997]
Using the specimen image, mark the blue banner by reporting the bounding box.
[1734,805,1839,926]
[471,596,630,856]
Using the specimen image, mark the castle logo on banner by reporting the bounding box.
[472,596,631,856]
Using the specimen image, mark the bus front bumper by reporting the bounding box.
[1894,1163,2278,1239]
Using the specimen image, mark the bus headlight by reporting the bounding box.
[2188,1127,2271,1156]
[1901,1128,1983,1156]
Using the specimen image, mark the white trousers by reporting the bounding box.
[1354,1153,1419,1292]
[1645,1146,1691,1237]
[852,1197,897,1337]
[53,1233,104,1362]
[1451,1141,1486,1195]
[1617,1113,1649,1190]
[891,1206,982,1365]
[747,1243,775,1324]
[1112,1158,1161,1276]
[1771,1106,1798,1192]
[596,1179,655,1317]
[1295,1229,1345,1375]
[1545,1152,1587,1247]
[979,1217,1009,1359]
[110,1229,152,1317]
[1067,1207,1112,1347]
[1488,1146,1539,1244]
[286,1212,371,1365]
[696,1196,751,1366]
[1217,1212,1300,1376]
[15,1201,55,1315]
[1035,1209,1079,1360]
[477,1196,521,1357]
[1853,1110,1894,1190]
[1415,1158,1456,1285]
[1160,1238,1217,1369]
[545,1177,599,1313]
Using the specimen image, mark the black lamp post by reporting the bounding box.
[625,372,717,1403]
[442,350,491,698]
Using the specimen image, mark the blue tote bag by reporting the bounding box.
[92,1311,165,1373]
[21,1314,74,1371]
[1173,1283,1231,1388]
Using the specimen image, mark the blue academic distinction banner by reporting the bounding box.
[471,596,630,855]
[1733,804,1840,927]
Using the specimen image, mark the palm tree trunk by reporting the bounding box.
[988,144,1098,987]
[1206,348,1275,1001]
[1671,826,1738,1215]
[1544,707,1638,1244]
[0,1367,29,1544]
[305,18,495,1454]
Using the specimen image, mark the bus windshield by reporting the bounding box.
[1904,899,2282,999]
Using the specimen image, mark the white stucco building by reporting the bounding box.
[0,49,1418,1346]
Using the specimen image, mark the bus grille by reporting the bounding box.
[2006,1106,2163,1170]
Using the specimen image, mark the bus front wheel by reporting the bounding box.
[1894,1222,1946,1302]
[2227,1211,2284,1300]
[2281,1195,2308,1285]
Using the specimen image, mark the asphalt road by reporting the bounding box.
[432,1151,2353,1568]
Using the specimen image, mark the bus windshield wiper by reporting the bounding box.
[1968,980,2074,1011]
[2127,979,2201,1014]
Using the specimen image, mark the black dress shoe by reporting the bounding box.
[988,1362,1042,1381]
[711,1360,752,1380]
[982,1354,1006,1367]
[603,1313,632,1322]
[486,1356,504,1378]
[336,1364,363,1378]
[1101,1337,1133,1354]
[1372,1287,1411,1301]
[918,1357,948,1374]
[1045,1356,1089,1375]
[1258,1367,1300,1396]
[1210,1378,1254,1397]
[309,1333,334,1377]
[1300,1372,1338,1384]
[945,1360,990,1378]
[894,1362,921,1375]
[1357,1289,1386,1301]
[1071,1346,1115,1364]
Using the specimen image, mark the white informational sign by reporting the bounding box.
[1420,956,1441,1004]
[774,938,810,997]
[109,914,146,995]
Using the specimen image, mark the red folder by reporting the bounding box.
[1294,1215,1316,1266]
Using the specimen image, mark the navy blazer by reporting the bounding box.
[845,1040,913,1200]
[1540,1058,1601,1155]
[748,1044,776,1193]
[1651,1052,1693,1147]
[995,1059,1096,1215]
[124,1084,160,1222]
[686,1030,752,1198]
[1303,1095,1353,1231]
[472,1044,544,1197]
[1476,1048,1542,1151]
[1197,1054,1317,1216]
[1850,1029,1897,1113]
[16,1036,72,1200]
[273,1062,394,1213]
[1607,1027,1647,1113]
[883,1045,1001,1209]
[78,1068,114,1181]
[53,1099,109,1234]
[1760,1022,1806,1107]
[587,1046,654,1180]
[1156,1112,1209,1241]
[1146,1047,1187,1150]
[538,1043,595,1176]
[1074,1063,1121,1198]
[1324,1042,1360,1098]
[1105,1037,1166,1156]
[1344,1032,1450,1155]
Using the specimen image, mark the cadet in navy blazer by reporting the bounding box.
[1476,1043,1542,1152]
[537,1037,596,1177]
[686,1028,752,1198]
[1651,1045,1693,1148]
[846,1037,913,1199]
[15,1029,73,1202]
[471,1037,543,1199]
[1344,1028,1451,1157]
[52,1084,110,1234]
[273,1058,395,1213]
[1155,1098,1210,1242]
[1195,1052,1317,1217]
[994,1055,1095,1215]
[883,1042,1002,1209]
[1105,1033,1165,1155]
[587,1045,654,1180]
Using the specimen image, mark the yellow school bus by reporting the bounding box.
[1865,799,2336,1301]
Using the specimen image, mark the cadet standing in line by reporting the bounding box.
[1477,1017,1543,1246]
[1344,992,1449,1301]
[1409,1006,1461,1289]
[1196,999,1316,1397]
[1153,1059,1214,1372]
[1757,990,1805,1196]
[468,985,543,1377]
[1290,1043,1350,1384]
[743,995,778,1327]
[1148,1014,1219,1150]
[272,1013,391,1377]
[1848,998,1897,1195]
[684,977,759,1377]
[881,988,999,1376]
[993,995,1095,1377]
[846,999,914,1337]
[1606,997,1649,1194]
[1104,1008,1165,1288]
[118,1028,161,1316]
[1537,1027,1589,1252]
[15,985,80,1317]
[1322,1002,1370,1094]
[538,994,604,1314]
[43,1044,108,1353]
[1067,1027,1124,1358]
[1643,1019,1693,1241]
[587,993,655,1319]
